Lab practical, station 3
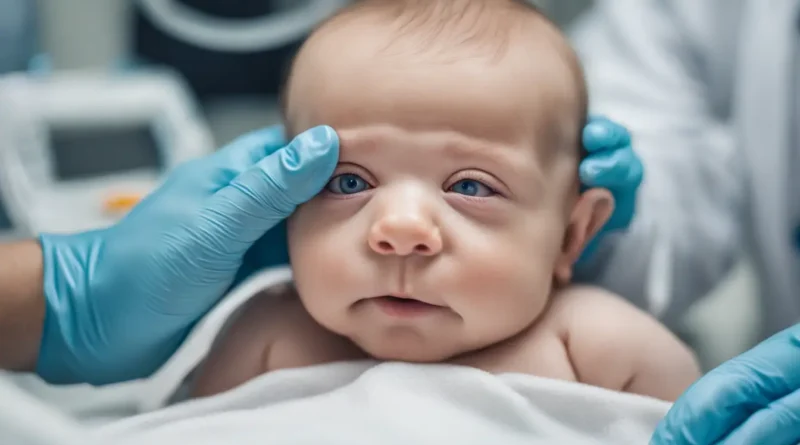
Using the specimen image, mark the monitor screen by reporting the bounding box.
[49,123,163,181]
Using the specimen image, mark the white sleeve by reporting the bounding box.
[569,0,746,327]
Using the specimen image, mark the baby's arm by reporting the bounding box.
[553,286,701,401]
[190,290,280,398]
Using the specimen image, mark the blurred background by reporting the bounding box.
[0,0,759,420]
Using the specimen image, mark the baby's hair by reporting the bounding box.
[279,0,588,159]
[330,0,545,61]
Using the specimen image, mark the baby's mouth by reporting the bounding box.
[382,295,420,303]
[371,295,442,317]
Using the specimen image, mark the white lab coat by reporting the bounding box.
[571,0,800,339]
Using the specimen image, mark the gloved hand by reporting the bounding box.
[37,125,339,385]
[578,115,644,262]
[651,324,800,445]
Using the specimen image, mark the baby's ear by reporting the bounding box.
[553,188,615,286]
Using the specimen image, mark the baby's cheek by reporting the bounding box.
[288,208,366,331]
[460,247,552,318]
[286,200,338,262]
[285,205,310,258]
[286,206,330,299]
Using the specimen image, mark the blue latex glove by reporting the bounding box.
[37,125,339,385]
[578,115,644,261]
[651,324,800,445]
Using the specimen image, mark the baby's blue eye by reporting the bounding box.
[448,179,495,197]
[326,173,370,195]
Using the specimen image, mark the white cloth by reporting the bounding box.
[92,361,670,445]
[570,0,800,338]
[0,373,92,445]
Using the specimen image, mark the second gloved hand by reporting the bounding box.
[578,115,644,262]
[651,323,800,445]
[37,125,339,385]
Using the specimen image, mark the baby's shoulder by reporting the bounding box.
[549,286,701,400]
[546,286,663,390]
[547,285,648,329]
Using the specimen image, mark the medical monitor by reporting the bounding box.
[49,122,163,181]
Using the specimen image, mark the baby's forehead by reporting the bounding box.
[283,1,583,153]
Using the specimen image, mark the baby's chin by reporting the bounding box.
[349,333,468,363]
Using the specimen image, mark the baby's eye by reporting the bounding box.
[448,179,495,197]
[326,173,371,195]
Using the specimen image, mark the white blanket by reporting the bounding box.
[85,266,671,444]
[94,361,670,445]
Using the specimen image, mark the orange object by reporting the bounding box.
[103,193,143,214]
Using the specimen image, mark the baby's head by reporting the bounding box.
[285,0,613,361]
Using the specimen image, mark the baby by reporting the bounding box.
[190,0,700,402]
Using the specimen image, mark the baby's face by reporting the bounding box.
[287,17,600,362]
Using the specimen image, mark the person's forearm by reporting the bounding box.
[0,240,45,372]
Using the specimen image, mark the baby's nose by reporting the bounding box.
[368,214,443,256]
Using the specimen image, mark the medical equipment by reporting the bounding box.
[35,0,352,95]
[134,0,352,98]
[27,0,355,107]
[137,0,352,54]
[0,70,214,235]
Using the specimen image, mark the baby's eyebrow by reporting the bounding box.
[342,128,510,163]
[339,127,542,182]
[440,139,511,165]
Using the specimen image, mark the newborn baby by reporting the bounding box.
[191,0,700,402]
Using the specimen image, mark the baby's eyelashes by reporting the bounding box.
[447,179,497,198]
[443,169,507,199]
[325,173,372,195]
[321,164,507,200]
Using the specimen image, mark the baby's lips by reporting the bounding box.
[380,293,446,308]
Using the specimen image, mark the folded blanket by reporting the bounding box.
[93,266,670,445]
